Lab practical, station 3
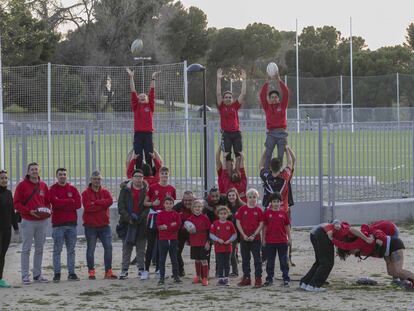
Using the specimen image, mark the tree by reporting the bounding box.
[0,0,60,66]
[406,22,414,50]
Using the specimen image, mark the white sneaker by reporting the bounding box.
[313,286,327,292]
[140,271,149,280]
[300,282,308,290]
[155,270,160,278]
[305,284,315,291]
[138,270,143,277]
[119,271,128,280]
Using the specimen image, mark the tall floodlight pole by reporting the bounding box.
[296,19,300,133]
[350,17,354,132]
[0,34,4,169]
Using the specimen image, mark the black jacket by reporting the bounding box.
[0,186,18,230]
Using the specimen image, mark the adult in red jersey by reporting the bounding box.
[259,72,289,168]
[82,170,116,280]
[216,145,247,201]
[49,168,81,282]
[126,149,163,186]
[300,220,373,292]
[142,166,176,278]
[126,67,160,169]
[216,68,247,175]
[14,162,51,285]
[334,232,414,288]
[360,220,399,239]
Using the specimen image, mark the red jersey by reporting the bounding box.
[13,176,51,221]
[260,167,293,211]
[263,209,290,244]
[321,222,352,240]
[332,230,387,258]
[126,157,161,185]
[188,214,211,247]
[147,183,176,211]
[131,88,155,132]
[131,186,146,214]
[235,205,264,240]
[49,182,81,226]
[259,81,289,130]
[218,100,241,132]
[157,210,181,240]
[210,220,236,253]
[361,220,397,237]
[217,167,247,200]
[81,185,113,227]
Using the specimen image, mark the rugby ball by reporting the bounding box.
[266,62,279,77]
[35,207,51,217]
[131,39,143,55]
[184,220,196,233]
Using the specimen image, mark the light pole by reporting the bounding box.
[187,63,208,196]
[133,56,152,92]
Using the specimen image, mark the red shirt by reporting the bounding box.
[264,209,290,244]
[131,88,155,132]
[126,157,162,185]
[279,168,292,212]
[235,205,264,240]
[81,185,113,227]
[157,210,181,240]
[361,220,397,237]
[49,182,81,226]
[218,100,241,132]
[260,81,289,130]
[321,222,352,240]
[131,186,146,214]
[188,214,211,247]
[147,183,176,211]
[210,220,236,253]
[332,230,387,258]
[217,167,247,200]
[13,176,51,221]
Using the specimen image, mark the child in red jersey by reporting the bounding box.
[216,68,247,176]
[235,188,264,288]
[210,206,237,286]
[156,197,182,285]
[262,192,291,287]
[187,199,211,286]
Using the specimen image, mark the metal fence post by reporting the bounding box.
[21,124,28,178]
[318,120,323,222]
[330,125,336,221]
[206,121,216,191]
[183,61,190,179]
[47,62,52,182]
[85,125,91,184]
[396,73,400,125]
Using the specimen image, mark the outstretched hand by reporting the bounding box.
[151,71,161,79]
[126,68,134,77]
[217,68,224,79]
[240,69,247,80]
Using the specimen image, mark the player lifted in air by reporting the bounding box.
[216,68,247,177]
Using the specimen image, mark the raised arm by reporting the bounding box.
[285,145,293,170]
[278,74,289,109]
[216,144,223,170]
[126,68,136,93]
[287,146,296,169]
[259,78,270,108]
[259,149,266,171]
[150,71,160,89]
[216,68,224,106]
[238,69,247,105]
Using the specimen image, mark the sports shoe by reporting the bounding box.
[193,275,201,284]
[173,276,183,284]
[178,270,185,277]
[0,279,11,288]
[283,280,290,287]
[201,277,209,286]
[237,276,251,287]
[299,282,308,290]
[119,271,129,280]
[155,270,160,278]
[305,284,326,292]
[254,277,262,288]
[22,276,31,285]
[263,280,273,287]
[140,271,149,280]
[33,275,49,283]
[104,269,117,279]
[137,269,144,277]
[68,273,80,281]
[88,269,96,280]
[158,278,165,286]
[53,273,61,283]
[224,277,230,287]
[216,278,225,286]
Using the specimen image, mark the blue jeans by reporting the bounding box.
[265,243,290,282]
[264,129,288,169]
[52,226,77,274]
[240,239,262,278]
[158,240,178,279]
[84,226,113,271]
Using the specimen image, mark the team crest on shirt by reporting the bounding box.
[277,106,282,112]
[166,192,171,197]
[217,226,220,230]
[67,192,73,198]
[155,190,159,196]
[226,226,230,230]
[39,190,45,196]
[244,211,248,215]
[144,107,150,112]
[269,214,273,218]
[254,212,258,216]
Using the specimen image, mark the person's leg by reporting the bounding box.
[233,132,243,169]
[230,240,239,275]
[300,233,319,285]
[65,226,77,275]
[240,240,251,278]
[98,226,113,272]
[216,253,224,278]
[169,240,179,278]
[32,219,47,278]
[20,220,34,279]
[252,240,262,278]
[265,244,277,282]
[52,227,64,275]
[134,132,144,169]
[143,133,154,167]
[264,133,278,169]
[223,132,233,176]
[135,238,147,271]
[177,231,187,275]
[308,232,334,288]
[121,238,134,272]
[275,131,288,163]
[0,229,11,280]
[277,243,290,281]
[84,226,98,271]
[145,229,156,271]
[223,253,231,278]
[390,250,414,282]
[158,240,169,279]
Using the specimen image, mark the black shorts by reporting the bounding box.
[221,131,242,154]
[390,237,405,254]
[190,246,209,260]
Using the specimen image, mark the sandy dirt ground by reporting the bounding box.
[0,225,413,311]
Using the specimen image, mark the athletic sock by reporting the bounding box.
[195,261,202,277]
[202,264,209,279]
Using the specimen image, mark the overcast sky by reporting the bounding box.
[61,0,413,49]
